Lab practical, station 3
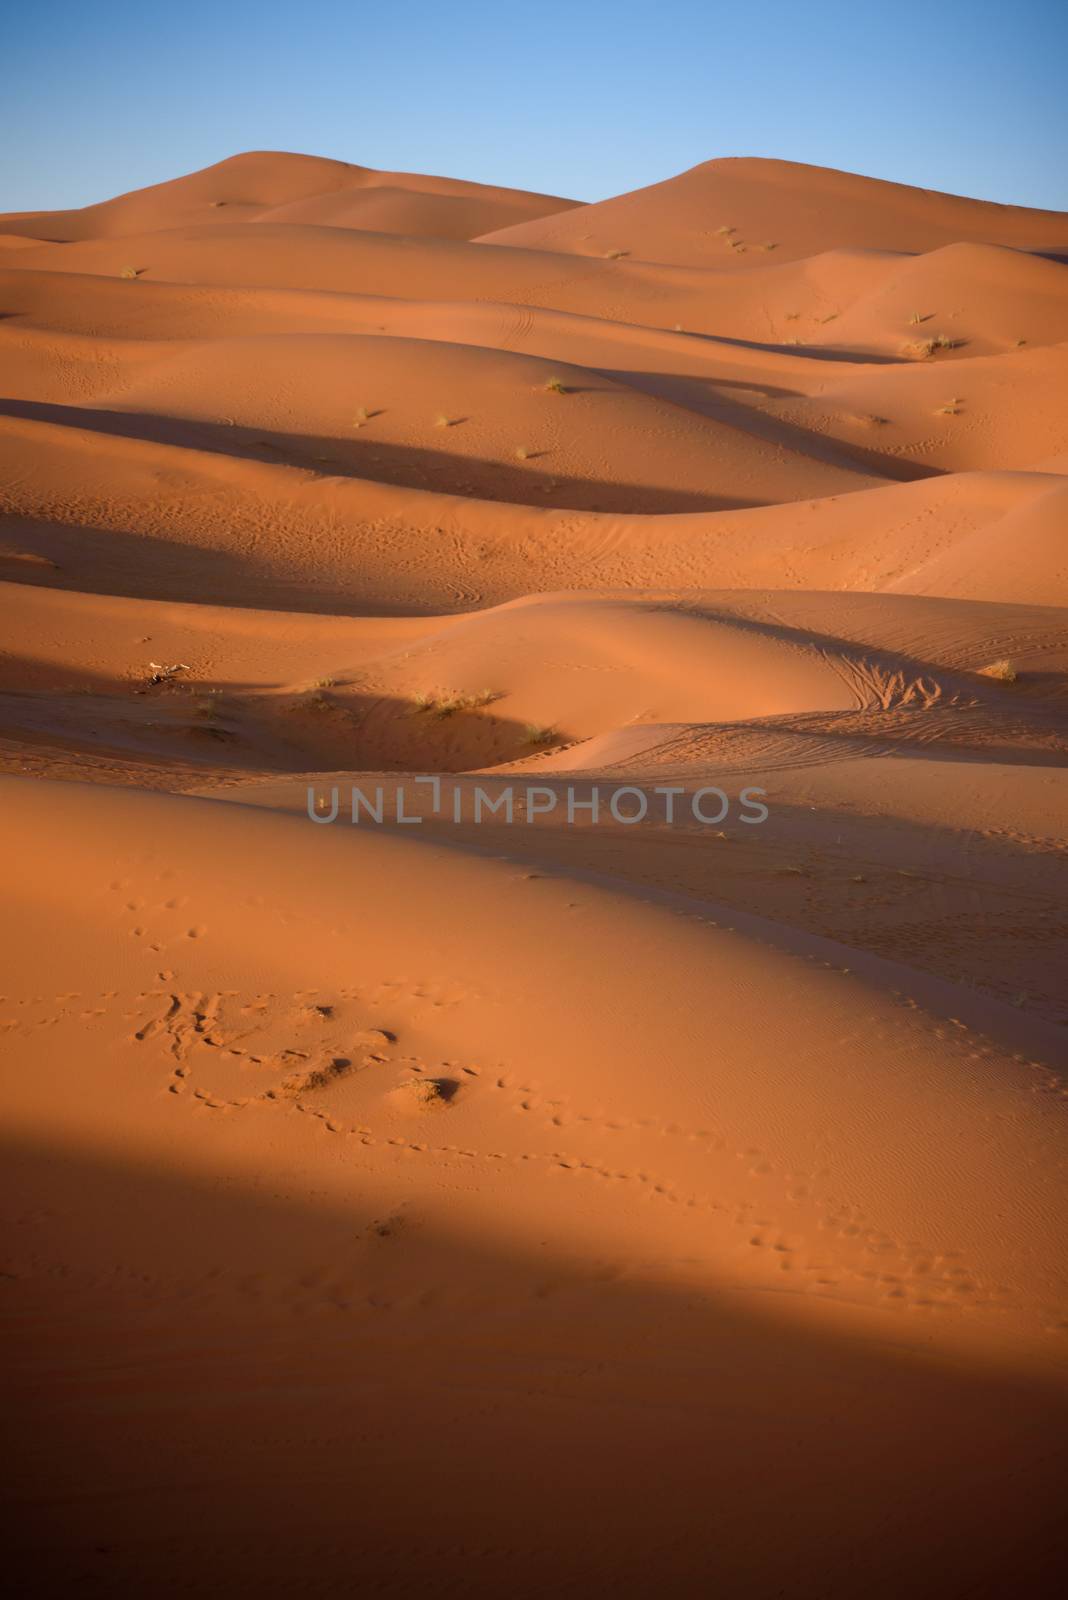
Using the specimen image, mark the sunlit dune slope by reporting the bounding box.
[4,774,1066,1359]
[0,148,578,243]
[0,326,882,512]
[2,405,1065,608]
[479,154,1068,267]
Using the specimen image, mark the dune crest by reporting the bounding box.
[479,153,1068,265]
[0,148,579,244]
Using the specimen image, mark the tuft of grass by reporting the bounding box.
[760,241,777,251]
[544,378,569,395]
[935,400,962,415]
[784,311,800,320]
[604,248,628,260]
[901,332,962,358]
[353,406,381,426]
[514,445,531,460]
[412,688,498,718]
[1016,337,1027,347]
[816,311,838,324]
[119,265,141,279]
[434,414,456,428]
[295,681,337,713]
[404,1076,449,1105]
[908,311,927,325]
[978,658,1017,683]
[901,338,937,360]
[523,723,557,746]
[715,225,735,235]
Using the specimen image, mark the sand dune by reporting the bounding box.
[2,149,1067,1595]
[480,154,1068,266]
[0,149,577,243]
[5,774,1068,1596]
[2,408,1064,608]
[248,184,571,239]
[821,241,1068,356]
[771,341,1068,473]
[0,325,884,511]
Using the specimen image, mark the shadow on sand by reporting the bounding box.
[3,1133,1065,1598]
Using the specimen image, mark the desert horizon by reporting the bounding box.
[2,32,1067,1594]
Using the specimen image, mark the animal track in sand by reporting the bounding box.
[7,982,1014,1318]
[278,1086,997,1314]
[125,987,407,1104]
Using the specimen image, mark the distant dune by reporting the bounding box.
[478,154,1068,264]
[2,150,1067,1598]
[0,148,579,242]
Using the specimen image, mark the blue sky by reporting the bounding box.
[2,0,1066,214]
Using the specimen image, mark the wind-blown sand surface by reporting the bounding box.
[1,152,1066,1596]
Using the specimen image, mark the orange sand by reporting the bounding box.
[1,151,1066,1597]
